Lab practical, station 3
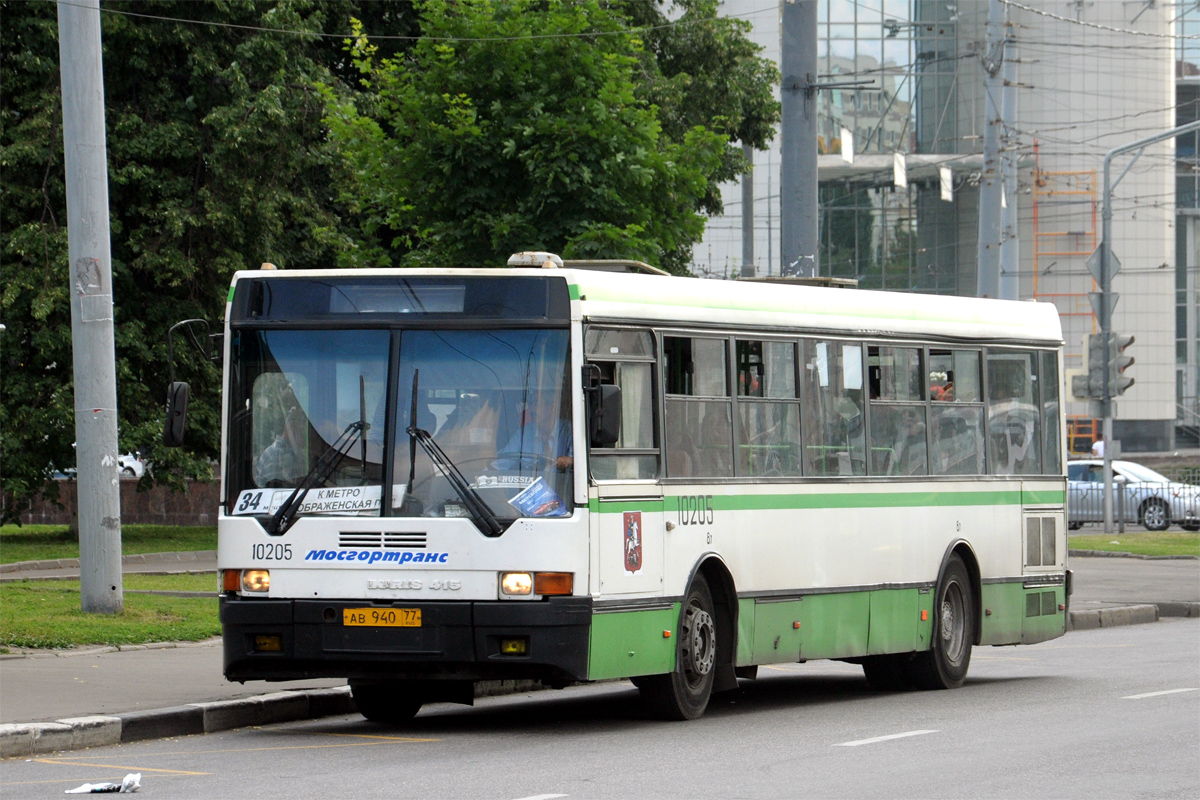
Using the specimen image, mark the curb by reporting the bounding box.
[0,678,547,758]
[0,686,355,759]
[0,551,218,574]
[1068,549,1200,561]
[1066,600,1199,631]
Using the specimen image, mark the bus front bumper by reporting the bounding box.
[220,596,592,684]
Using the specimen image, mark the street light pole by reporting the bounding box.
[58,0,123,612]
[1097,119,1200,532]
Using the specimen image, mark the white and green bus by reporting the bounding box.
[190,252,1068,721]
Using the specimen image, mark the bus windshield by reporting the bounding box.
[226,327,573,524]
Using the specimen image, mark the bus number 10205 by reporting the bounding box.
[677,495,715,526]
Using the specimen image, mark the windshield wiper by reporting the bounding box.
[265,420,368,536]
[407,425,504,537]
[404,368,504,537]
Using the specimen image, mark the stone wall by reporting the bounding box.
[14,480,220,526]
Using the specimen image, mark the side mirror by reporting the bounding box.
[163,381,190,447]
[589,383,622,447]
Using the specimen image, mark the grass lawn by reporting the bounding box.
[0,573,220,649]
[1069,531,1200,557]
[0,524,216,564]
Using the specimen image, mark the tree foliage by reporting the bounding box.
[0,0,410,522]
[1,0,777,521]
[325,0,776,271]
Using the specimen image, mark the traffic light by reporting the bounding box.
[1070,333,1134,399]
[1071,333,1107,399]
[1108,333,1134,396]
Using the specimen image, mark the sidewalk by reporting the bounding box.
[2,552,1197,757]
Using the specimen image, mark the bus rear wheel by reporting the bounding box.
[351,681,424,723]
[907,555,974,690]
[639,574,717,720]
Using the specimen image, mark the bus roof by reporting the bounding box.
[228,267,1062,345]
[569,270,1062,344]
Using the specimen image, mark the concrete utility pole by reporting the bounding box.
[998,36,1020,300]
[58,0,123,613]
[976,0,1006,298]
[742,143,755,278]
[780,0,819,277]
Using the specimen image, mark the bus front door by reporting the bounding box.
[594,485,664,596]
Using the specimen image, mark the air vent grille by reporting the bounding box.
[338,532,427,549]
[1025,516,1057,567]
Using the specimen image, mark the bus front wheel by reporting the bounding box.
[639,574,717,720]
[351,682,423,723]
[907,554,974,690]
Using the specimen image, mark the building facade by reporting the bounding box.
[695,0,1191,451]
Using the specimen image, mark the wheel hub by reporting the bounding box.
[682,605,715,678]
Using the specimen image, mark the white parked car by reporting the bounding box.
[118,453,146,479]
[1067,459,1200,531]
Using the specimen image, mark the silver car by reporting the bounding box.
[1067,459,1200,531]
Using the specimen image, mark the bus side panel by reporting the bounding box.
[736,598,755,666]
[979,582,1067,645]
[587,605,678,680]
[866,588,923,655]
[750,599,803,663]
[798,592,869,660]
[1022,586,1067,644]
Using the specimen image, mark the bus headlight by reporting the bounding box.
[242,569,270,593]
[500,572,533,596]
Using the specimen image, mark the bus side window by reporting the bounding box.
[800,339,866,476]
[1041,351,1062,475]
[867,346,927,476]
[584,327,658,481]
[736,340,801,477]
[663,336,732,478]
[986,350,1042,476]
[928,349,985,475]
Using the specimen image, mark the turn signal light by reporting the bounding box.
[533,572,573,596]
[254,635,282,652]
[222,570,241,592]
[242,569,270,593]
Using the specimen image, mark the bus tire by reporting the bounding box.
[639,574,717,720]
[351,682,423,723]
[907,555,973,690]
[861,654,912,691]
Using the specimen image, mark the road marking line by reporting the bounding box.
[512,795,568,800]
[834,730,938,747]
[1122,688,1199,700]
[32,759,207,776]
[314,732,439,742]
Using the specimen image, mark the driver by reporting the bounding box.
[494,402,573,472]
[256,406,308,486]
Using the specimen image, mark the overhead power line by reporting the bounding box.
[48,0,781,43]
[1001,0,1197,38]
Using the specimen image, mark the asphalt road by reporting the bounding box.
[3,619,1197,799]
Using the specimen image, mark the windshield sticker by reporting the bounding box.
[508,477,569,517]
[475,474,535,488]
[232,485,406,516]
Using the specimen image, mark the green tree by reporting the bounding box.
[0,0,403,522]
[324,0,754,271]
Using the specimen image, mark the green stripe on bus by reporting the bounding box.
[588,489,1063,514]
[227,285,236,303]
[568,283,582,301]
[1022,489,1064,505]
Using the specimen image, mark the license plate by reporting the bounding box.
[342,608,421,627]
